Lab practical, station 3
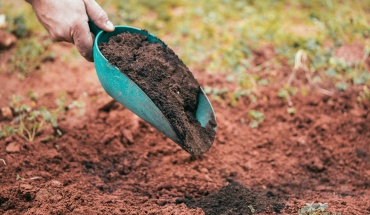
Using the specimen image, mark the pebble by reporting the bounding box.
[6,142,20,153]
[200,167,209,173]
[0,30,17,49]
[50,180,63,187]
[204,174,213,182]
[0,106,13,120]
[35,188,63,202]
[122,129,134,144]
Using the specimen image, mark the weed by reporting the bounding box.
[230,89,257,106]
[248,110,264,128]
[299,202,341,215]
[335,82,348,91]
[8,98,58,142]
[8,37,52,78]
[278,84,298,106]
[6,14,29,38]
[27,90,39,102]
[0,125,16,138]
[0,92,87,141]
[204,86,228,102]
[357,86,370,103]
[287,107,297,115]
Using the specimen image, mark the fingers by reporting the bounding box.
[84,0,114,32]
[70,20,94,61]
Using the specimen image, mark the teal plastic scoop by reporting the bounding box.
[89,21,216,155]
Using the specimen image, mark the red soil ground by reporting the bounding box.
[0,43,369,214]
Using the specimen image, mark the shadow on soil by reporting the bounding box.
[176,179,285,215]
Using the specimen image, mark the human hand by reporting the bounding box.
[26,0,114,61]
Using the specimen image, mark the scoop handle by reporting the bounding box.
[88,19,102,36]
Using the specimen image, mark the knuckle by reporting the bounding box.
[70,21,80,34]
[70,22,84,42]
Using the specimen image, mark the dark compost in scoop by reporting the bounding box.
[99,33,216,155]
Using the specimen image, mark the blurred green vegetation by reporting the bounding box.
[102,0,370,71]
[1,0,370,96]
[0,0,52,78]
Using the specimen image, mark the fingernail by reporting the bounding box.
[106,20,114,31]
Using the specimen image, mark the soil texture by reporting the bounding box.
[0,43,369,214]
[99,33,216,155]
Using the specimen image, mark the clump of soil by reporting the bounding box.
[98,33,216,155]
[176,180,285,214]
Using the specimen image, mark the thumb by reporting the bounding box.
[83,0,114,32]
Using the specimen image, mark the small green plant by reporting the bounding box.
[299,202,341,215]
[248,110,264,128]
[248,205,255,213]
[278,84,298,102]
[1,95,59,142]
[335,82,348,91]
[203,86,228,101]
[8,37,52,78]
[287,107,297,115]
[27,90,39,102]
[1,93,86,142]
[6,14,29,38]
[10,101,58,142]
[229,89,257,106]
[0,125,16,138]
[56,92,86,115]
[357,86,370,103]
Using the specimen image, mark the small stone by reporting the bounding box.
[0,106,13,120]
[0,31,17,49]
[20,184,34,190]
[200,167,209,173]
[204,175,213,182]
[35,188,63,202]
[6,142,20,153]
[50,180,63,187]
[217,135,226,144]
[122,129,134,144]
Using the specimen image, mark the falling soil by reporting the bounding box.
[98,33,216,155]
